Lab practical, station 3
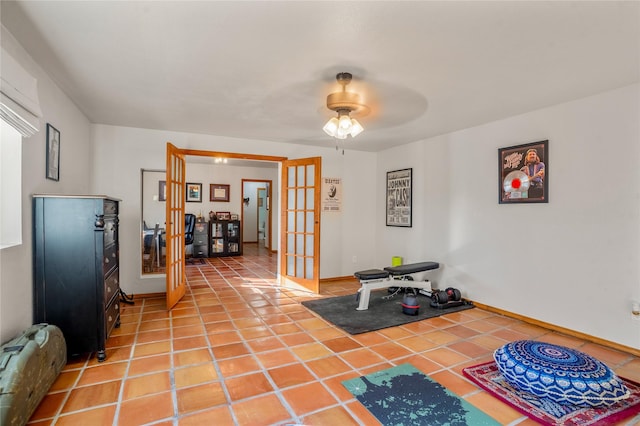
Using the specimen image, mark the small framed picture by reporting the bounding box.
[46,123,60,181]
[499,140,548,204]
[158,180,166,202]
[186,182,202,202]
[210,184,230,202]
[216,211,231,221]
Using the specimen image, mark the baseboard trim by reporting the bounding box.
[471,301,640,358]
[320,276,354,283]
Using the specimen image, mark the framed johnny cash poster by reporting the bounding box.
[499,140,548,204]
[386,168,412,227]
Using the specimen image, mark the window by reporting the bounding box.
[0,120,22,248]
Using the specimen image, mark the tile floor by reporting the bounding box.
[28,244,640,425]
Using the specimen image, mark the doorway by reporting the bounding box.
[242,179,272,251]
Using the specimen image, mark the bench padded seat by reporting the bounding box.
[494,340,629,407]
[384,261,439,276]
[354,269,389,280]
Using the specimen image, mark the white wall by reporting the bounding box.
[377,84,640,350]
[0,27,93,343]
[90,124,379,296]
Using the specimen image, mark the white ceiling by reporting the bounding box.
[2,1,638,153]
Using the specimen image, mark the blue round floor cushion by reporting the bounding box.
[494,340,630,407]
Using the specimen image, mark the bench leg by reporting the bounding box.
[356,287,372,310]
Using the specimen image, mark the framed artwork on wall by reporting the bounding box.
[210,184,230,202]
[386,168,412,227]
[46,123,60,181]
[499,140,548,204]
[186,182,202,202]
[158,180,166,201]
[216,211,231,221]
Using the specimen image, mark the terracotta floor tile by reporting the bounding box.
[339,348,386,369]
[464,391,522,424]
[117,391,174,424]
[55,405,116,426]
[351,331,390,346]
[448,340,492,360]
[397,355,441,375]
[29,391,67,421]
[62,380,121,413]
[225,371,274,401]
[87,346,132,365]
[176,382,226,415]
[347,400,382,425]
[204,320,235,333]
[370,341,413,360]
[49,370,81,392]
[396,335,438,352]
[322,336,362,353]
[173,324,205,339]
[301,405,360,426]
[322,372,362,401]
[308,326,345,341]
[255,348,298,368]
[173,335,208,351]
[139,319,171,332]
[423,347,470,367]
[305,355,352,378]
[128,354,171,376]
[211,342,250,359]
[173,348,213,367]
[422,329,459,345]
[208,330,243,346]
[136,329,172,344]
[76,361,128,386]
[268,363,316,388]
[279,332,315,347]
[246,336,285,352]
[172,315,202,327]
[133,341,171,358]
[291,342,333,361]
[446,324,481,339]
[231,393,291,426]
[430,370,479,396]
[270,322,303,334]
[178,405,234,426]
[175,363,218,388]
[281,382,338,416]
[218,354,261,377]
[378,326,415,340]
[122,371,171,399]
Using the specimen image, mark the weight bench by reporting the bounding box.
[354,261,439,311]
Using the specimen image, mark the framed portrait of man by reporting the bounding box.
[499,140,548,204]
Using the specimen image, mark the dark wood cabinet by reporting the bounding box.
[33,195,121,362]
[209,220,242,257]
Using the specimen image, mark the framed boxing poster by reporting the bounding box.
[386,168,412,227]
[499,140,548,204]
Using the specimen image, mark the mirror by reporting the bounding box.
[141,169,166,275]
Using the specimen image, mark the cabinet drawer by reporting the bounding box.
[104,269,119,304]
[103,200,118,215]
[193,244,208,257]
[194,235,207,245]
[104,218,117,246]
[103,243,118,274]
[105,298,120,338]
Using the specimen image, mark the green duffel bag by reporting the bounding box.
[0,323,66,426]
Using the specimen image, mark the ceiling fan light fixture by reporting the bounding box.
[323,117,339,136]
[349,119,364,137]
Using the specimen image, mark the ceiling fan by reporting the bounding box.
[322,72,370,139]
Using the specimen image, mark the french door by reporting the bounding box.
[164,147,321,311]
[280,157,321,293]
[165,143,186,309]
